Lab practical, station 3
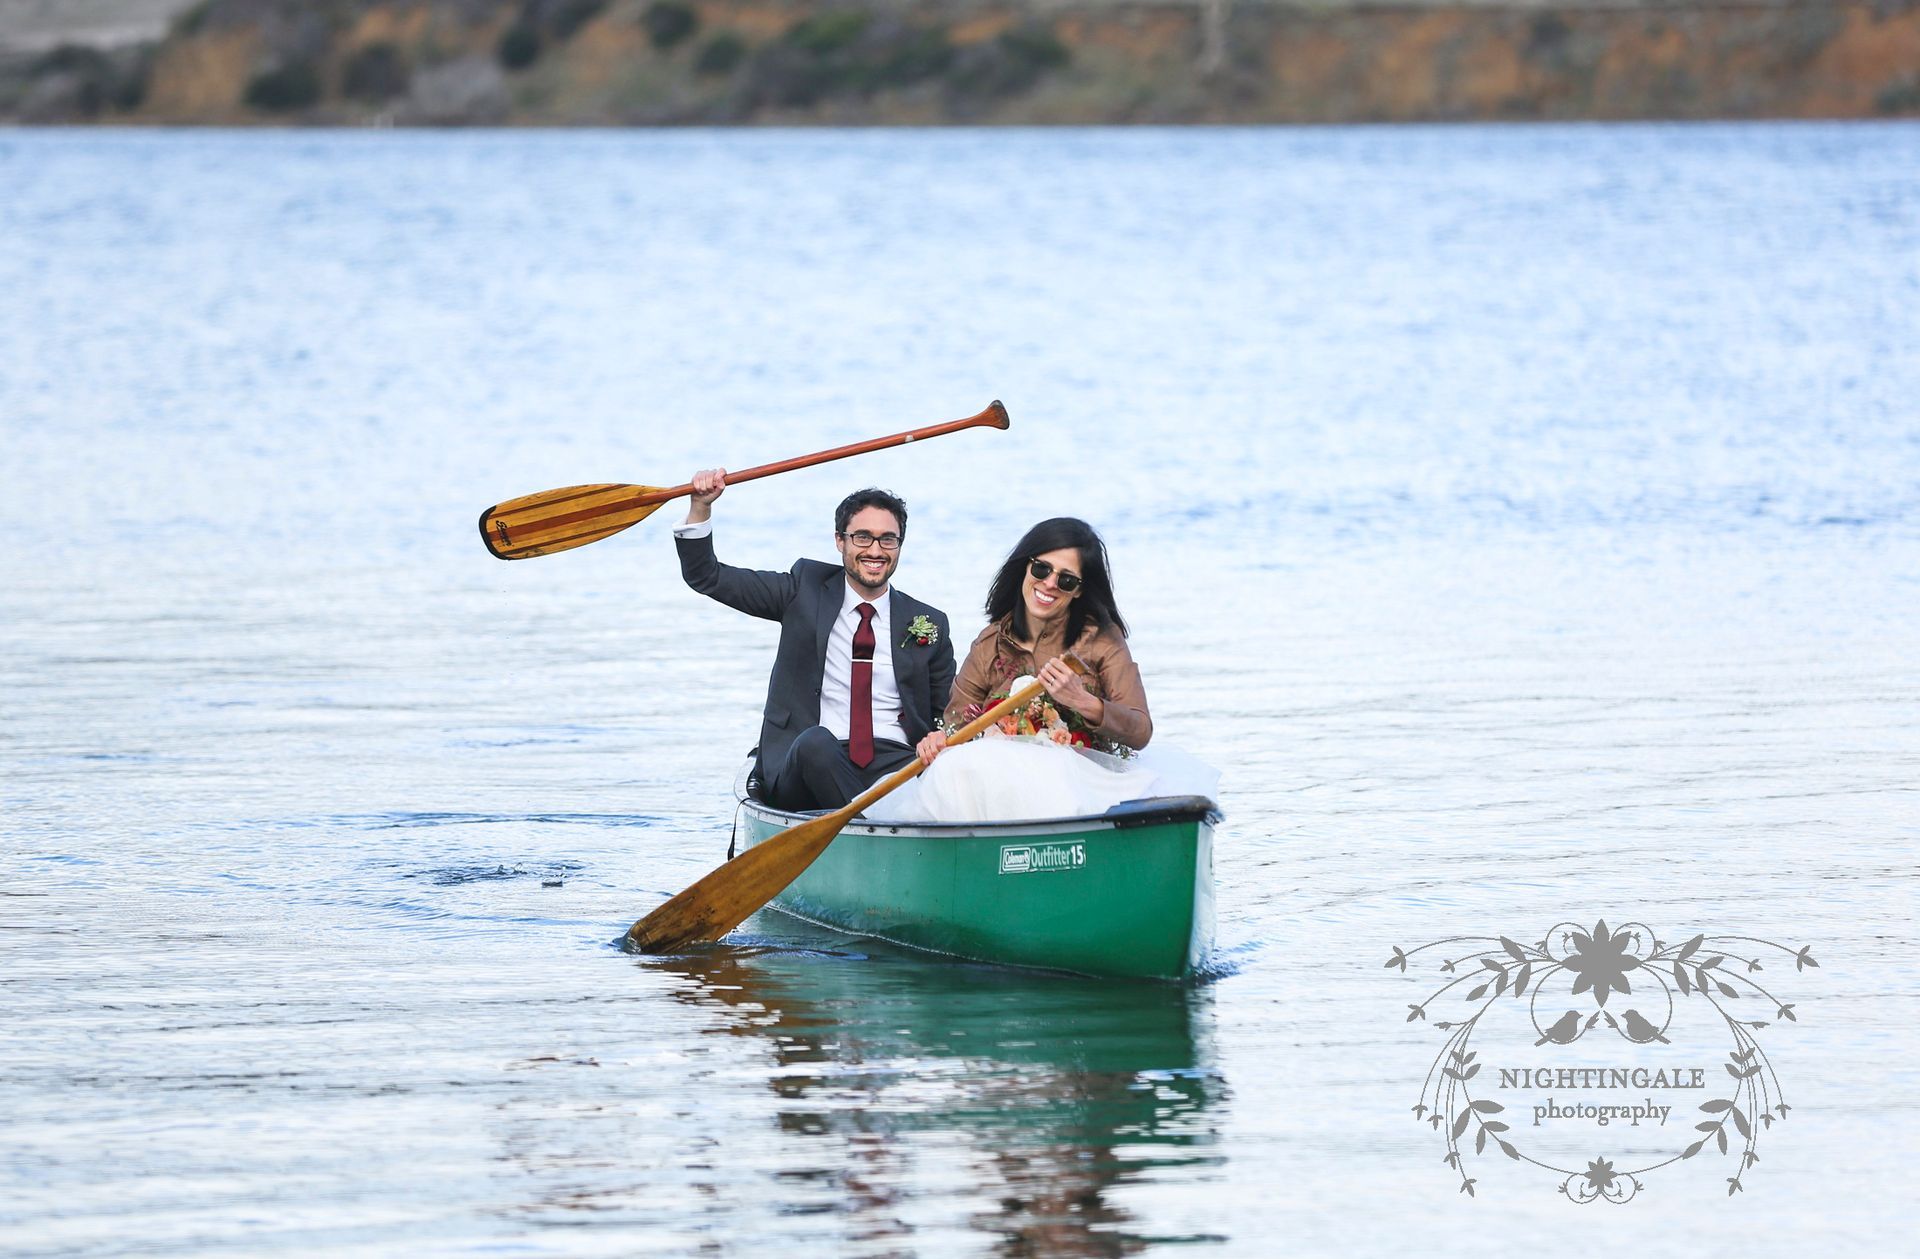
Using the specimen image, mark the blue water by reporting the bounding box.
[3,125,1917,1255]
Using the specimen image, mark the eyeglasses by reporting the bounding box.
[1028,558,1082,593]
[840,530,902,551]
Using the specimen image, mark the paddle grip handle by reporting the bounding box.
[643,401,1010,506]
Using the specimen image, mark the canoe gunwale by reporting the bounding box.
[732,759,1222,840]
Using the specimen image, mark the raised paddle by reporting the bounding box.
[626,657,1093,954]
[480,400,1010,560]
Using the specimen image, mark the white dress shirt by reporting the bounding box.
[820,580,907,747]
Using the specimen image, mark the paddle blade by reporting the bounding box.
[626,807,853,953]
[479,483,670,560]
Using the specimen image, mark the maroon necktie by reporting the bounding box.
[849,603,876,768]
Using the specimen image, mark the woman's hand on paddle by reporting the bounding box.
[1038,655,1102,723]
[916,730,948,765]
[686,468,726,524]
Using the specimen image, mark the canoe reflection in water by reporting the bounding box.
[643,935,1230,1254]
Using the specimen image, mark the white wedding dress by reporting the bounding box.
[863,735,1221,824]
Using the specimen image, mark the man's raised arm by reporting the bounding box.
[673,467,798,620]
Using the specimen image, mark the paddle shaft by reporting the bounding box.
[570,402,1005,522]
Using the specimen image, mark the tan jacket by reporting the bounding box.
[945,615,1152,750]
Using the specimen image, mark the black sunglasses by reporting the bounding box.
[1028,558,1082,593]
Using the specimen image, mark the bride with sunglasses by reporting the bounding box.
[865,517,1216,823]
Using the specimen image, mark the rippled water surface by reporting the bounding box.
[3,125,1918,1255]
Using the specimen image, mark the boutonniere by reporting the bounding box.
[901,615,939,648]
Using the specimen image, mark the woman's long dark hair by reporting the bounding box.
[985,517,1128,645]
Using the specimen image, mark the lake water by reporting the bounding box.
[3,125,1917,1255]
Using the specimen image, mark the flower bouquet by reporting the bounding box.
[953,675,1130,758]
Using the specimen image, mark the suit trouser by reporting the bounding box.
[764,726,916,812]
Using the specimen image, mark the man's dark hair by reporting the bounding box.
[834,488,908,537]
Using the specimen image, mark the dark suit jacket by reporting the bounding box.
[677,534,956,778]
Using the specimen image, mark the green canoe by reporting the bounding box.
[736,768,1218,981]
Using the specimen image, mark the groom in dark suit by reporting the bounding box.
[674,469,955,811]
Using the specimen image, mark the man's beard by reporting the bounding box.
[844,554,895,591]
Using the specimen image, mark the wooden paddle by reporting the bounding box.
[626,657,1092,954]
[480,400,1010,560]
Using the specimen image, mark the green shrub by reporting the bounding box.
[112,48,153,109]
[1773,8,1843,72]
[1876,77,1920,116]
[27,45,114,116]
[946,23,1069,102]
[997,24,1068,75]
[243,61,322,111]
[876,27,952,89]
[498,21,542,70]
[1524,13,1571,65]
[34,44,112,78]
[740,15,956,106]
[784,11,869,57]
[548,0,608,42]
[696,31,746,76]
[174,1,213,37]
[645,1,699,51]
[342,42,409,103]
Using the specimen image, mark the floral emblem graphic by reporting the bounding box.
[1388,919,1818,1202]
[901,614,939,648]
[1561,920,1639,1006]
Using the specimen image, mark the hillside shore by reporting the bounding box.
[5,0,1918,125]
